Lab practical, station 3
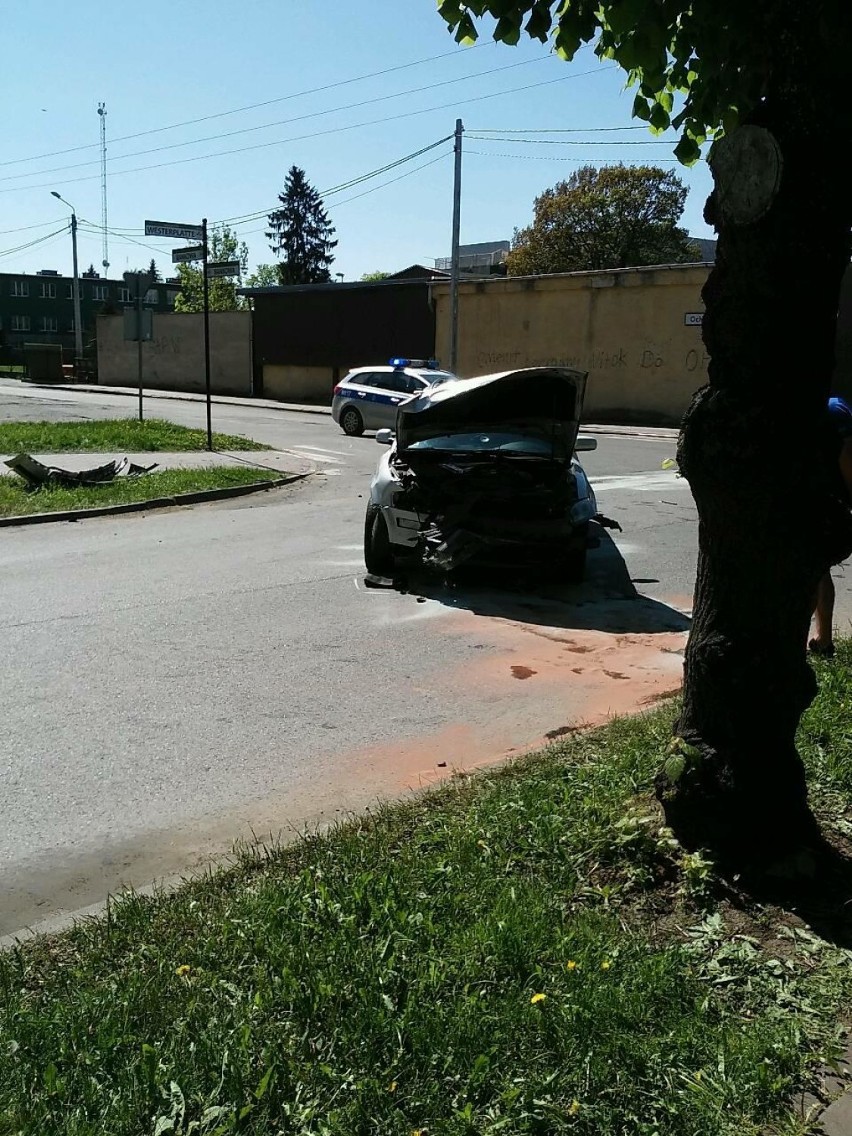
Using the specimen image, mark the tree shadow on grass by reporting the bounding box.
[369,523,691,637]
[719,831,852,949]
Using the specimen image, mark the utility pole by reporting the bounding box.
[51,191,84,378]
[449,118,464,373]
[202,218,212,451]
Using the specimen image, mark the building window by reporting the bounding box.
[144,288,159,305]
[66,283,74,299]
[11,315,30,332]
[68,318,76,333]
[92,284,108,301]
[166,289,179,308]
[11,280,29,298]
[119,287,131,303]
[41,316,58,333]
[40,281,56,299]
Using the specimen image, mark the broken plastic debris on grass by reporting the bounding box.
[5,453,158,489]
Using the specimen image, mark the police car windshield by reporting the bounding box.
[421,371,455,386]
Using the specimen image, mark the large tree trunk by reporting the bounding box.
[656,81,852,870]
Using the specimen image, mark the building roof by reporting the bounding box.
[239,276,439,297]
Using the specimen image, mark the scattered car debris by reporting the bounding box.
[4,454,158,489]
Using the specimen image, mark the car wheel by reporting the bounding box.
[364,504,396,575]
[340,406,364,436]
[565,524,588,584]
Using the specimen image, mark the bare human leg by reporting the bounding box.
[809,571,836,656]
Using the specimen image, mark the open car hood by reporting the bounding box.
[395,367,588,461]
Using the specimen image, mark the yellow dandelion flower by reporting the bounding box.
[388,1081,398,1093]
[566,960,577,971]
[175,964,191,977]
[568,1099,580,1116]
[600,960,612,970]
[530,992,547,1004]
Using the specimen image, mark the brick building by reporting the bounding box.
[0,268,179,356]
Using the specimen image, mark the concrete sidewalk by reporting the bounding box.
[20,381,681,441]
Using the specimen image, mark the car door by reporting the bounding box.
[371,371,410,428]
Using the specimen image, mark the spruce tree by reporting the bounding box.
[266,166,337,285]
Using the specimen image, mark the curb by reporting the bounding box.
[22,382,333,417]
[0,471,312,529]
[20,384,681,436]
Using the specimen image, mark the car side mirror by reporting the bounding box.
[375,429,394,445]
[575,435,597,452]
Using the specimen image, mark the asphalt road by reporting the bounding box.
[1,379,849,939]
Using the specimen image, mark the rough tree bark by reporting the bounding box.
[656,59,852,869]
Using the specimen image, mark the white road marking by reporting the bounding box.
[291,450,344,465]
[293,444,349,456]
[593,472,689,493]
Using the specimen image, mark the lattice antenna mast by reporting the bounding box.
[97,102,109,274]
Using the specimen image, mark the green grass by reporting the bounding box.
[2,650,852,1135]
[0,417,269,454]
[0,466,283,517]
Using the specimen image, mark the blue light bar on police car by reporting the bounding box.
[389,357,440,369]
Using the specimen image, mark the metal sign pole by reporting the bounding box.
[202,218,212,451]
[137,279,144,422]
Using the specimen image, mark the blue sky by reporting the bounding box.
[0,1,714,281]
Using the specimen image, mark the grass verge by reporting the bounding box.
[0,466,283,518]
[0,418,269,453]
[2,647,852,1135]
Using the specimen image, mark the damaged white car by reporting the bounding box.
[363,366,599,582]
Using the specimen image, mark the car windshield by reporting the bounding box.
[406,431,561,456]
[422,371,456,386]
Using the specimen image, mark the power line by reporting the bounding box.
[0,56,553,186]
[0,42,492,170]
[81,135,456,242]
[0,225,70,261]
[0,217,74,237]
[470,125,647,133]
[0,71,594,196]
[467,134,674,146]
[77,221,168,260]
[234,148,454,238]
[221,135,455,229]
[466,149,683,165]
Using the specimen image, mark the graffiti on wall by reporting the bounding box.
[474,339,708,377]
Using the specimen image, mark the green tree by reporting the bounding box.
[244,263,279,288]
[438,1,852,874]
[266,166,337,284]
[360,270,391,281]
[147,258,161,283]
[174,223,249,313]
[507,165,699,275]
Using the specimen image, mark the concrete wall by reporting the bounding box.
[433,264,711,425]
[96,311,252,396]
[262,364,336,403]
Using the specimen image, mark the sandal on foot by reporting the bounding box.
[808,639,835,658]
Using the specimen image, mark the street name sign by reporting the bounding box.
[206,261,241,278]
[145,220,205,241]
[172,245,206,263]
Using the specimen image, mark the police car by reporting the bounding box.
[331,358,457,436]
